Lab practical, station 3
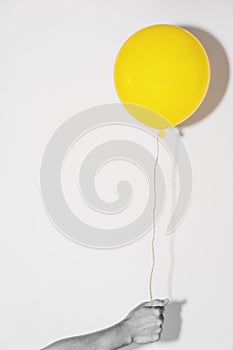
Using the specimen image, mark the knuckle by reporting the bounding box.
[153,334,160,341]
[153,309,160,316]
[153,325,162,334]
[153,313,163,324]
[153,306,164,315]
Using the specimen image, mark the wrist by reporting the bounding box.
[94,321,132,350]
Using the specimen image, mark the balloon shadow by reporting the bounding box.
[179,26,230,127]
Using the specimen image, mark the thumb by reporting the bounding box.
[144,298,169,308]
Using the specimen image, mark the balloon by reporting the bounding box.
[114,24,210,130]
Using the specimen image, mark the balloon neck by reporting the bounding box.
[158,130,166,138]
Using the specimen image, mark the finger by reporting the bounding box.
[134,335,160,344]
[154,314,164,325]
[144,298,169,308]
[156,306,165,314]
[150,307,164,317]
[154,325,162,334]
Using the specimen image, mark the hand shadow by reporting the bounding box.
[179,26,230,127]
[160,300,186,342]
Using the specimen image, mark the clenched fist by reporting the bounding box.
[122,299,169,344]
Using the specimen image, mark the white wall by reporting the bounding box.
[0,1,233,349]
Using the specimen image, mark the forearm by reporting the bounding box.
[41,320,132,350]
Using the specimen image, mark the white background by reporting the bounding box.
[0,1,233,349]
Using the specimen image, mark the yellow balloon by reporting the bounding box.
[114,24,210,130]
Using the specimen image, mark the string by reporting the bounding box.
[168,128,182,300]
[149,135,160,304]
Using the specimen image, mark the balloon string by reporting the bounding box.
[149,136,160,304]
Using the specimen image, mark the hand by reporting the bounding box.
[122,299,169,344]
[40,299,169,350]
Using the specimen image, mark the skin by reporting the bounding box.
[41,299,169,350]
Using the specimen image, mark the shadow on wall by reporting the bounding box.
[180,26,230,127]
[160,300,186,342]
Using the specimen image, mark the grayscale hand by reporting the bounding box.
[41,299,169,350]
